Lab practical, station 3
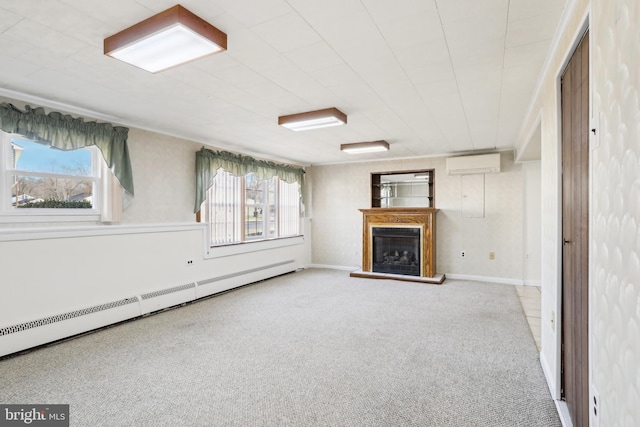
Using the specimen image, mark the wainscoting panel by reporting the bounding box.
[0,225,308,358]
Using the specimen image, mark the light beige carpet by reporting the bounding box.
[0,268,560,427]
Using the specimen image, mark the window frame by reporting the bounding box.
[243,174,278,241]
[0,131,103,223]
[201,169,301,247]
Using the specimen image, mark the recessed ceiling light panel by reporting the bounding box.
[104,5,227,73]
[278,108,347,131]
[340,140,390,154]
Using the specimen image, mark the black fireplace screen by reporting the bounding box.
[372,227,420,276]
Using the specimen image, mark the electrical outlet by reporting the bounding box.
[489,252,495,260]
[186,260,194,266]
[460,250,466,258]
[591,386,600,427]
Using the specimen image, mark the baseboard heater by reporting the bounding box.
[0,260,298,358]
[195,260,295,298]
[139,282,197,315]
[0,298,141,358]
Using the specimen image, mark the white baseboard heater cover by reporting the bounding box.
[0,298,140,358]
[196,260,295,298]
[446,153,501,175]
[139,282,197,315]
[0,260,298,358]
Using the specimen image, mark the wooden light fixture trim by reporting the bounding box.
[340,140,389,153]
[278,107,347,131]
[104,4,227,70]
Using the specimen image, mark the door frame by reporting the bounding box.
[552,12,593,426]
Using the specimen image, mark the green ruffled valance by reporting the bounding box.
[195,147,304,213]
[0,103,134,196]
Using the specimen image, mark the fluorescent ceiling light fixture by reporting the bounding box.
[340,140,390,154]
[104,5,227,73]
[278,108,347,131]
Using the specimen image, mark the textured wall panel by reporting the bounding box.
[122,128,202,224]
[306,152,524,281]
[592,0,640,425]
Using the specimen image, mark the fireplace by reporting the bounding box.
[372,227,420,276]
[351,208,445,284]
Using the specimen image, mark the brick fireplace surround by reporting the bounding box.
[350,208,445,284]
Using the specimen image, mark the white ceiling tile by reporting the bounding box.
[506,11,563,48]
[0,6,23,32]
[251,86,309,111]
[503,39,550,69]
[284,42,344,73]
[209,63,271,89]
[309,63,361,88]
[404,61,455,87]
[215,0,291,27]
[1,1,106,48]
[362,0,438,24]
[3,19,87,57]
[416,78,459,100]
[0,0,566,165]
[448,38,505,69]
[286,0,365,23]
[59,0,154,27]
[395,39,451,70]
[436,0,509,26]
[375,12,445,50]
[508,0,567,22]
[310,9,382,52]
[250,12,322,53]
[0,53,40,77]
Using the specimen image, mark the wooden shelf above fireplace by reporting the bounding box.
[352,208,445,284]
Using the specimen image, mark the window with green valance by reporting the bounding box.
[195,147,304,213]
[0,103,134,196]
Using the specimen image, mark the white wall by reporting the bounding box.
[514,0,590,411]
[516,0,640,425]
[306,151,525,284]
[0,225,308,357]
[522,161,542,286]
[0,98,311,357]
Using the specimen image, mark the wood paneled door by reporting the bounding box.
[560,29,589,427]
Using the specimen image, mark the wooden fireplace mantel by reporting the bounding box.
[352,208,444,284]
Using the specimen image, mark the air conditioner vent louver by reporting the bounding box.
[446,153,501,175]
[0,298,139,337]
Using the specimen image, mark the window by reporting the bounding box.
[244,174,276,240]
[1,131,100,217]
[201,169,300,246]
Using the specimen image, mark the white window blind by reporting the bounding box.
[202,169,300,247]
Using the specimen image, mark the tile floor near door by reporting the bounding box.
[516,285,542,351]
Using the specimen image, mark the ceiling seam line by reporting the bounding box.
[359,0,454,155]
[433,0,475,150]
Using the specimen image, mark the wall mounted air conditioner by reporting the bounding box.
[445,153,501,175]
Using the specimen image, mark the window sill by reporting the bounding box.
[206,235,305,259]
[0,212,102,224]
[0,222,206,242]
